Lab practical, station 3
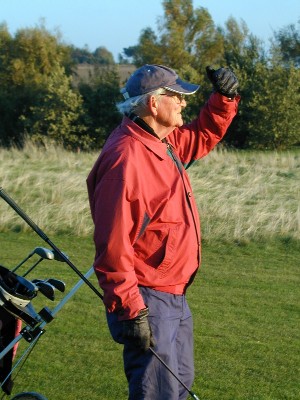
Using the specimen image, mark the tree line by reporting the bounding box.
[0,0,299,151]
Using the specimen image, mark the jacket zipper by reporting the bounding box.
[166,142,200,247]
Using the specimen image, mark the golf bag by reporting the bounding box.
[0,263,38,395]
[0,306,20,395]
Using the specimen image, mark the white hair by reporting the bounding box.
[116,88,166,115]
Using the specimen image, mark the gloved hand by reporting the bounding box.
[206,66,239,99]
[122,307,155,351]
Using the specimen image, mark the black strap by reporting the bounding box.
[127,113,162,141]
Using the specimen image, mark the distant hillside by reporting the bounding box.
[72,63,136,86]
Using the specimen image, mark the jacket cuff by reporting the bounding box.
[117,296,146,321]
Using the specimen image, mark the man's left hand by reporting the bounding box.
[122,307,155,351]
[206,66,239,99]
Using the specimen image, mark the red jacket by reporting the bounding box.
[87,92,239,320]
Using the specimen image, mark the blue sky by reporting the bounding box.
[1,0,299,61]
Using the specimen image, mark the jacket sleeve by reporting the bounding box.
[168,92,240,168]
[87,160,146,321]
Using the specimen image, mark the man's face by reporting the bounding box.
[156,91,187,132]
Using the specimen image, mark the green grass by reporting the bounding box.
[1,143,299,398]
[1,233,299,400]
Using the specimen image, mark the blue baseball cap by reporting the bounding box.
[122,64,200,99]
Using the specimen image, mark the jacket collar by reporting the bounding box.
[121,116,169,160]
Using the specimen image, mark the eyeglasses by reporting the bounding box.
[159,92,186,104]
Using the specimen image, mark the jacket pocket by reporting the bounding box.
[156,226,178,278]
[134,224,179,277]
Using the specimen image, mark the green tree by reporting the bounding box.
[123,28,163,66]
[160,0,225,69]
[225,20,300,150]
[21,65,90,150]
[93,46,115,65]
[271,20,300,67]
[10,25,72,81]
[78,66,122,149]
[70,45,94,64]
[243,63,300,149]
[70,45,115,65]
[122,0,224,73]
[0,24,15,145]
[218,17,269,148]
[221,17,267,70]
[0,24,86,149]
[159,0,194,67]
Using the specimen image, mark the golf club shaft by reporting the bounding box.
[0,187,103,301]
[149,348,200,399]
[22,258,43,277]
[11,252,34,272]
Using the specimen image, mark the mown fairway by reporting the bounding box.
[1,143,299,399]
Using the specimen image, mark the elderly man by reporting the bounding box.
[87,64,239,399]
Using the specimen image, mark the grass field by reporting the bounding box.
[0,143,299,399]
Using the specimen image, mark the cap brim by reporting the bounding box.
[163,78,200,95]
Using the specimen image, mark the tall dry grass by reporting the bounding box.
[0,141,299,242]
[190,147,300,242]
[0,141,96,236]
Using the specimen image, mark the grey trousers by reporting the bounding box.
[107,286,194,400]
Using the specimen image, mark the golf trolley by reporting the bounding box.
[0,188,102,399]
[0,187,200,400]
[0,245,95,400]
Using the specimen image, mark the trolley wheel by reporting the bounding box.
[11,392,48,400]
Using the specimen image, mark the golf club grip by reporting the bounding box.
[0,187,48,240]
[0,187,104,301]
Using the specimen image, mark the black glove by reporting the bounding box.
[206,66,239,98]
[122,307,155,351]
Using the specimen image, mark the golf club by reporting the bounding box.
[45,279,65,293]
[11,247,54,274]
[31,278,65,299]
[31,248,54,260]
[22,249,67,278]
[32,248,68,262]
[31,280,56,301]
[12,247,57,279]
